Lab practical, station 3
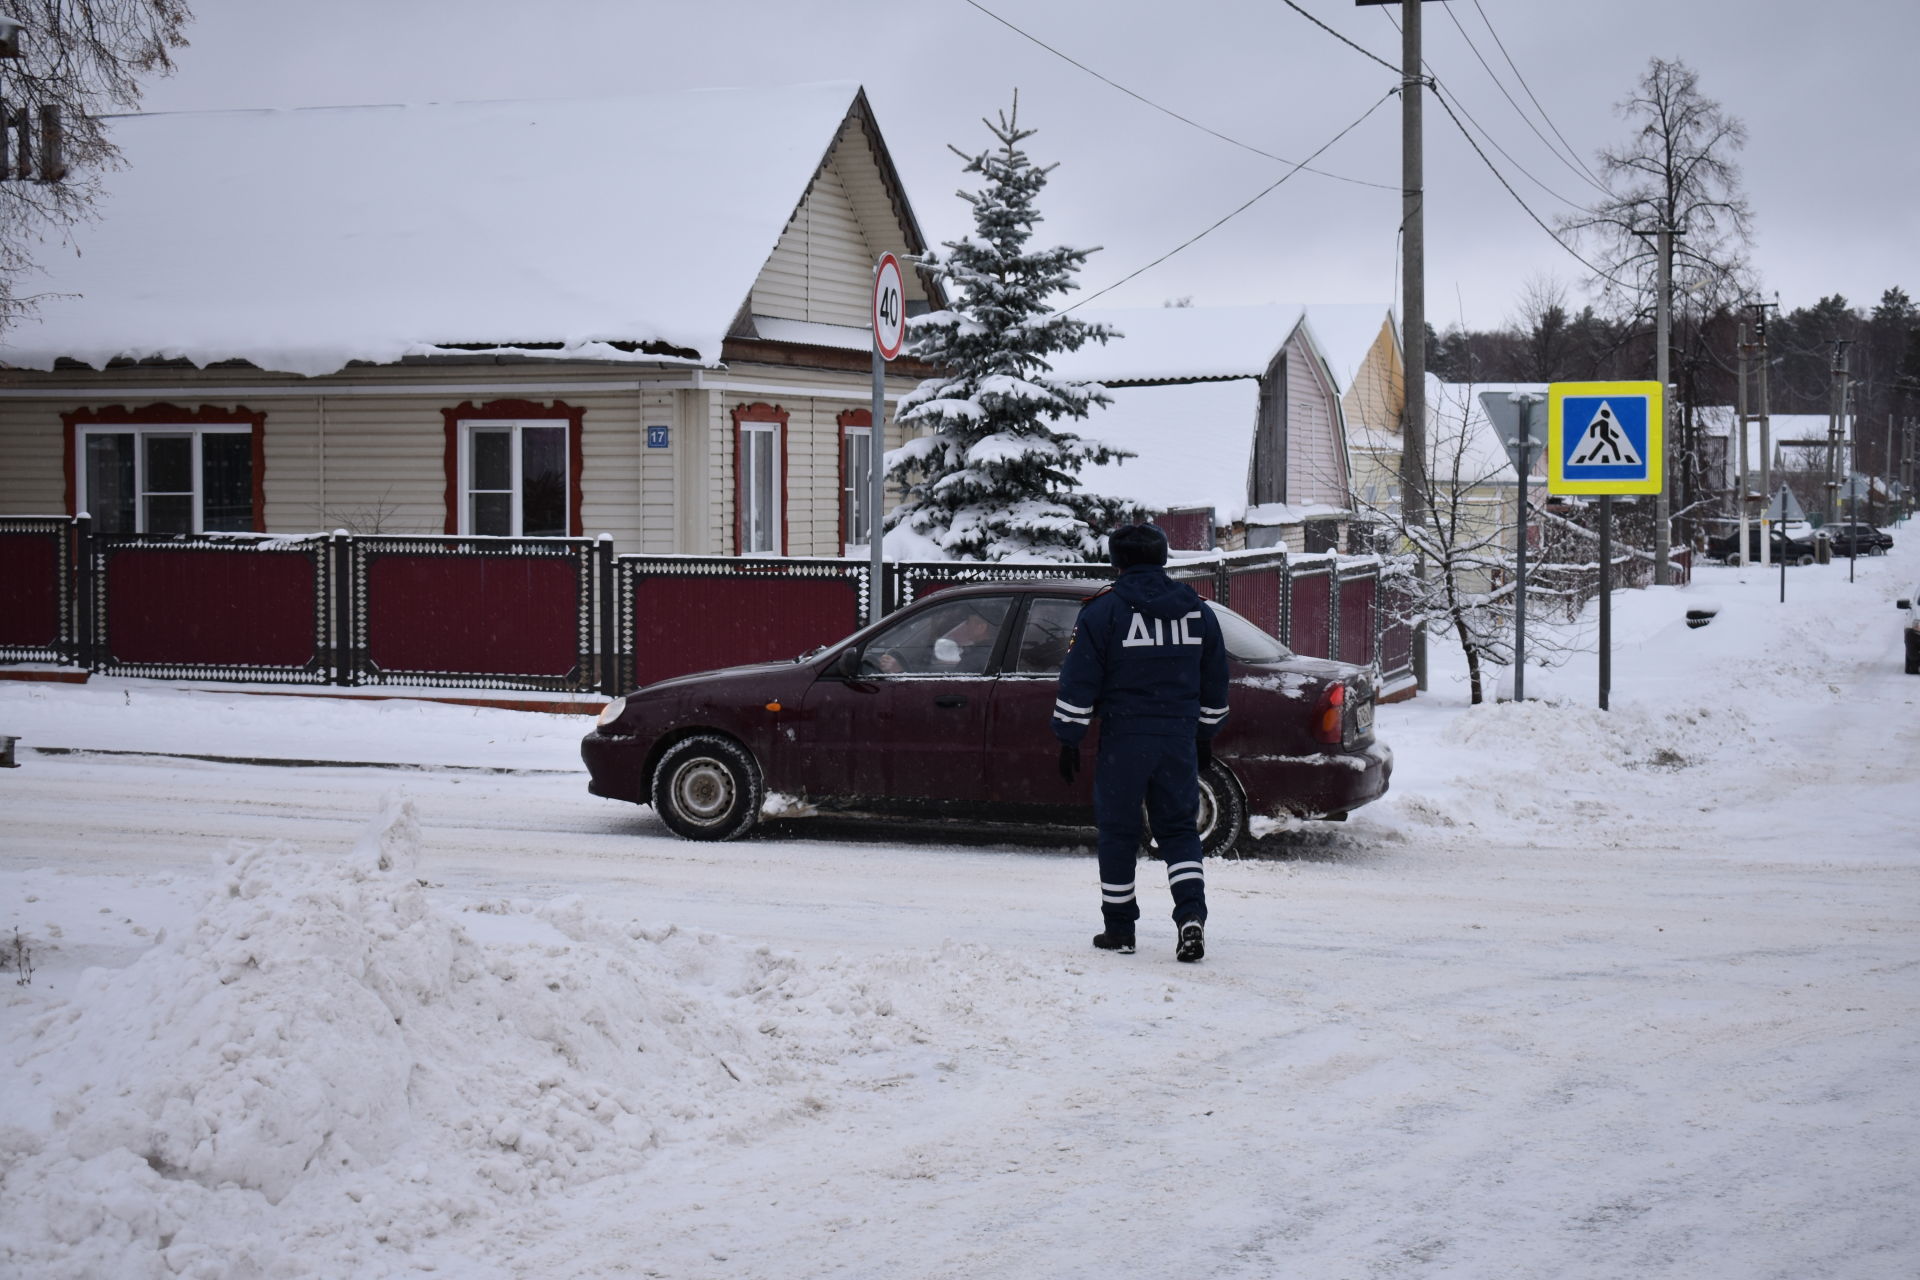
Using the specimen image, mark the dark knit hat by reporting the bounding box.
[1108,523,1170,570]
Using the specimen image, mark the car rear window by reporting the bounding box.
[1207,601,1292,663]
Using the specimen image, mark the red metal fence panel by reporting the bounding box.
[1338,570,1377,667]
[349,536,595,689]
[617,558,871,692]
[1222,562,1282,637]
[0,518,71,660]
[1288,567,1332,658]
[94,536,331,680]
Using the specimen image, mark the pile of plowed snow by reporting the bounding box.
[1,798,1049,1278]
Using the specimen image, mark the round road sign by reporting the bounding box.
[872,253,907,361]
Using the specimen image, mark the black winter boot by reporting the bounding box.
[1175,919,1205,963]
[1093,903,1137,954]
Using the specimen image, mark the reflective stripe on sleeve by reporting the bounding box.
[1055,698,1094,715]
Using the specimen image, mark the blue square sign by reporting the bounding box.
[646,425,670,449]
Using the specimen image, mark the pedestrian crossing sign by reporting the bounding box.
[1547,380,1663,495]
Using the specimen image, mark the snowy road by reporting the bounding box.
[4,547,1918,1278]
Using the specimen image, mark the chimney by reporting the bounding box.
[39,104,63,181]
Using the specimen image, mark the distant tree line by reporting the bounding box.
[1426,284,1920,484]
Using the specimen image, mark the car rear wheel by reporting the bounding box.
[1196,762,1249,857]
[651,734,764,842]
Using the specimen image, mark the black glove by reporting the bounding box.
[1058,743,1081,784]
[1196,735,1213,770]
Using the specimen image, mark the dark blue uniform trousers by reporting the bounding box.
[1094,731,1207,929]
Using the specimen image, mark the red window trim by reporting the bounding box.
[441,399,586,537]
[62,403,268,532]
[731,402,790,556]
[835,407,872,551]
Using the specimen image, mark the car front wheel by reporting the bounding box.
[651,734,765,841]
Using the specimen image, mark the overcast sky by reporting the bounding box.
[138,0,1919,332]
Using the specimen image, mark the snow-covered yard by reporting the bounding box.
[3,540,1917,1279]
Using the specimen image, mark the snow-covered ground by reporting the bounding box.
[3,537,1917,1279]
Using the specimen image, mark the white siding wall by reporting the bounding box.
[0,373,680,549]
[0,402,68,514]
[703,363,916,557]
[1284,331,1349,507]
[753,154,876,327]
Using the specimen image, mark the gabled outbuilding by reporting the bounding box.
[0,82,942,557]
[1052,303,1398,552]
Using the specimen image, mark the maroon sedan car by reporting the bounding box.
[582,579,1391,854]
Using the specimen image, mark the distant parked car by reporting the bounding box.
[581,579,1392,854]
[1705,522,1818,566]
[1820,522,1893,556]
[1898,585,1920,675]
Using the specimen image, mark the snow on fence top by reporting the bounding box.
[0,83,864,377]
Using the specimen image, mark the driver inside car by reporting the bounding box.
[869,605,1002,675]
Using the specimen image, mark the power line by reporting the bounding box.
[1445,1,1610,197]
[1469,0,1608,192]
[1276,0,1401,75]
[1426,82,1632,293]
[959,0,1397,191]
[1066,88,1399,313]
[1371,4,1584,211]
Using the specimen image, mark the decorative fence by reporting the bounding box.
[2,522,1424,696]
[0,516,79,665]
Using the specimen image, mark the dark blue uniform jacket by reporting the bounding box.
[1052,565,1230,745]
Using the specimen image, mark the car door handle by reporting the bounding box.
[934,694,968,708]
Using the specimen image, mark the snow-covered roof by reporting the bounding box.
[1696,407,1840,468]
[1047,303,1391,389]
[0,83,868,377]
[1300,304,1395,394]
[1426,378,1548,487]
[1071,379,1261,523]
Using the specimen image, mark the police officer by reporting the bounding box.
[1053,523,1228,962]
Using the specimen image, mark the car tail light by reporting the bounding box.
[1314,683,1346,746]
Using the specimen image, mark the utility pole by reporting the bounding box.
[1383,0,1430,689]
[1883,414,1896,526]
[1825,339,1852,526]
[1736,320,1752,569]
[1358,0,1440,688]
[1628,225,1682,583]
[1749,299,1778,568]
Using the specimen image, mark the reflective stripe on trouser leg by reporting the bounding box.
[1093,734,1153,926]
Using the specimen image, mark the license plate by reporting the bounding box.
[1355,700,1374,735]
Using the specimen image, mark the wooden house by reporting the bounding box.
[1053,304,1399,552]
[0,83,943,557]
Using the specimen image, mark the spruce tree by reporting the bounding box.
[886,96,1137,562]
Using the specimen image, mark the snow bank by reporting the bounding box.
[1,798,1059,1278]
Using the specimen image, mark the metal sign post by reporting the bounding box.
[1486,391,1547,702]
[1548,381,1664,710]
[870,254,907,622]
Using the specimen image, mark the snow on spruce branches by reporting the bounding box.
[886,97,1137,562]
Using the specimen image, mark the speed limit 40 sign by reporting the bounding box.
[872,253,906,361]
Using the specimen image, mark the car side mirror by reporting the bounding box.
[1899,600,1912,610]
[834,647,862,678]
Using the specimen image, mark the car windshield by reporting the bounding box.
[1206,601,1292,664]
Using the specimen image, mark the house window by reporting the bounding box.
[64,405,265,535]
[460,420,568,536]
[732,403,788,556]
[839,408,873,552]
[440,399,584,537]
